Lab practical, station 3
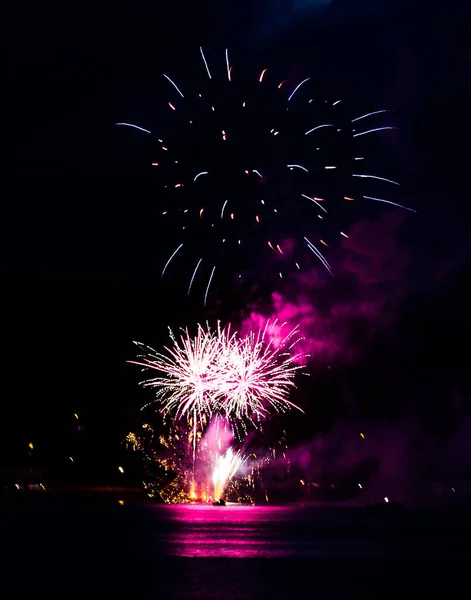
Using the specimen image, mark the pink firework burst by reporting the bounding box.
[129,321,306,427]
[216,321,306,421]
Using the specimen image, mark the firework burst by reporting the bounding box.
[215,320,305,422]
[128,323,229,424]
[117,47,415,304]
[128,321,305,428]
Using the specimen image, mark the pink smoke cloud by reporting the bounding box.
[241,211,411,365]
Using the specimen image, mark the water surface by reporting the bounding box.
[3,503,469,598]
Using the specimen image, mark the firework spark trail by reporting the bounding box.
[352,174,400,186]
[288,164,309,172]
[225,48,231,81]
[351,109,393,122]
[204,266,216,307]
[200,46,212,79]
[304,236,333,275]
[363,195,417,213]
[288,78,310,101]
[304,123,334,136]
[115,122,152,134]
[221,200,228,219]
[353,127,398,137]
[301,193,328,214]
[194,171,209,182]
[188,258,203,296]
[162,243,183,278]
[163,74,185,98]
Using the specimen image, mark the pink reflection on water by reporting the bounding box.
[166,503,290,522]
[150,504,389,558]
[157,504,310,557]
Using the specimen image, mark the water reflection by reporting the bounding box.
[154,504,387,558]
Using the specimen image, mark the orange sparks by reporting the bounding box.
[199,209,204,218]
[344,196,354,201]
[320,239,328,247]
[360,433,365,438]
[175,183,182,188]
[168,102,176,110]
[161,146,168,151]
[276,244,283,254]
[278,80,286,89]
[255,215,260,223]
[259,68,268,83]
[313,197,325,202]
[268,241,275,250]
[151,162,158,166]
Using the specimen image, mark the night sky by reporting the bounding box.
[3,1,471,490]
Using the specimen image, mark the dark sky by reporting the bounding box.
[3,1,471,483]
